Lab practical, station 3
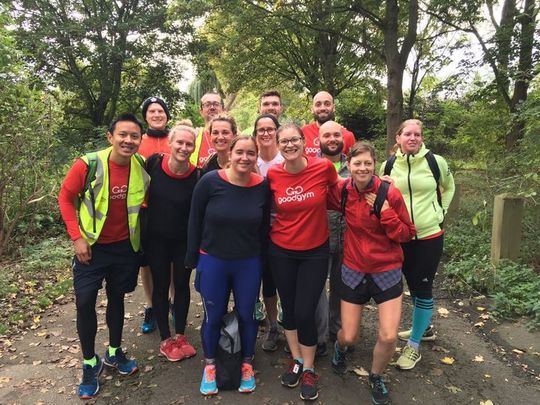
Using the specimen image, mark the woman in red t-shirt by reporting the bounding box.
[266,123,338,401]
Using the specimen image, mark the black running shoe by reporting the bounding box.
[369,373,389,405]
[281,359,303,387]
[299,370,319,401]
[331,341,347,375]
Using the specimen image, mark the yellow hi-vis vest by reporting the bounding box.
[78,147,150,252]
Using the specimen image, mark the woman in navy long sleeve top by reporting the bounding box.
[186,136,270,396]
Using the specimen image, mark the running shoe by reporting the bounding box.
[261,327,280,352]
[200,364,218,395]
[160,337,185,362]
[369,373,389,405]
[398,325,436,341]
[281,359,303,387]
[396,345,422,370]
[299,370,319,401]
[174,334,196,358]
[331,341,347,375]
[78,356,103,399]
[141,306,156,334]
[103,348,138,375]
[238,362,256,393]
[254,301,266,322]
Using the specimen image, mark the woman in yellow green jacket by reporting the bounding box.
[380,119,455,371]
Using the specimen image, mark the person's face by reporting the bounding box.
[277,127,305,162]
[145,103,168,130]
[255,117,278,149]
[210,120,235,152]
[347,151,375,186]
[259,96,282,118]
[169,130,195,163]
[107,121,142,159]
[312,93,335,124]
[200,94,223,122]
[396,123,423,154]
[229,139,258,174]
[319,123,344,156]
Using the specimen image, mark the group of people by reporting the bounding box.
[58,89,455,404]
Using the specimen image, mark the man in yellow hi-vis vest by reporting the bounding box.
[58,113,150,400]
[190,91,224,168]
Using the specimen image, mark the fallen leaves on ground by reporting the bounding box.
[352,367,369,377]
[440,356,455,365]
[473,355,484,362]
[437,307,450,318]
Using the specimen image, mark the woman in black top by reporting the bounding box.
[144,125,199,362]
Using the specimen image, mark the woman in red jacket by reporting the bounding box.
[328,142,415,405]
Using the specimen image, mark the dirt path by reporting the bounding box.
[1,275,539,405]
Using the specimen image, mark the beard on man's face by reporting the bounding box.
[320,141,344,157]
[314,111,335,125]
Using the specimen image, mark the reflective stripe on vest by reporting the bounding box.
[190,127,205,167]
[79,147,150,251]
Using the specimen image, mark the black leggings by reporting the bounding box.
[401,234,444,299]
[146,238,192,340]
[261,256,277,298]
[76,288,125,360]
[269,240,329,346]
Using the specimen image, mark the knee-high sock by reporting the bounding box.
[408,297,433,346]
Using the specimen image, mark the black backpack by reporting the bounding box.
[383,151,442,207]
[340,178,390,219]
[215,309,242,390]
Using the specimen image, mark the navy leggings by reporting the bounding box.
[197,253,262,359]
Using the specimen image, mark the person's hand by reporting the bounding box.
[73,238,92,264]
[365,193,389,212]
[380,175,394,185]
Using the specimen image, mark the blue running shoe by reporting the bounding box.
[78,355,103,399]
[369,373,389,405]
[141,306,156,334]
[103,348,138,375]
[238,363,256,393]
[200,364,218,395]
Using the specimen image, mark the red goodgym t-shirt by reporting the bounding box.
[267,156,338,250]
[138,133,170,158]
[301,122,356,157]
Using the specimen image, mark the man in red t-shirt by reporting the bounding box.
[58,113,149,399]
[301,91,356,157]
[190,92,224,167]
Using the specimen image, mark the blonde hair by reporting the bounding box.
[396,119,423,136]
[174,118,193,127]
[169,125,197,143]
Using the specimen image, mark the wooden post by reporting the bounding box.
[446,182,461,224]
[491,193,524,264]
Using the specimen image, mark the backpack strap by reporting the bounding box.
[424,151,442,207]
[383,155,397,176]
[340,179,350,216]
[372,180,390,219]
[82,152,98,196]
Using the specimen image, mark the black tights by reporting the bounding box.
[146,238,191,341]
[76,288,125,360]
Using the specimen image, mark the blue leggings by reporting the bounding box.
[197,254,262,359]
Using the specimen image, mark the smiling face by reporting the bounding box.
[259,95,283,118]
[169,129,195,163]
[347,150,375,188]
[277,126,305,162]
[107,120,142,163]
[255,117,278,149]
[396,122,423,154]
[318,121,343,156]
[312,91,335,124]
[200,93,223,123]
[229,138,258,175]
[210,120,235,153]
[145,103,168,130]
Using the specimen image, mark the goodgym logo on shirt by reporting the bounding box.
[277,186,315,204]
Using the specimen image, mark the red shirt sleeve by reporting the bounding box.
[58,159,87,241]
[341,128,356,155]
[379,185,416,243]
[327,178,347,211]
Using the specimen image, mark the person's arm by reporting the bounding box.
[185,175,211,268]
[327,178,346,211]
[436,155,455,214]
[366,187,416,243]
[57,159,92,264]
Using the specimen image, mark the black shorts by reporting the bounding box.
[72,239,140,296]
[340,273,403,305]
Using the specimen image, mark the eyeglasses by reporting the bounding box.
[201,101,221,109]
[278,136,303,146]
[256,127,276,135]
